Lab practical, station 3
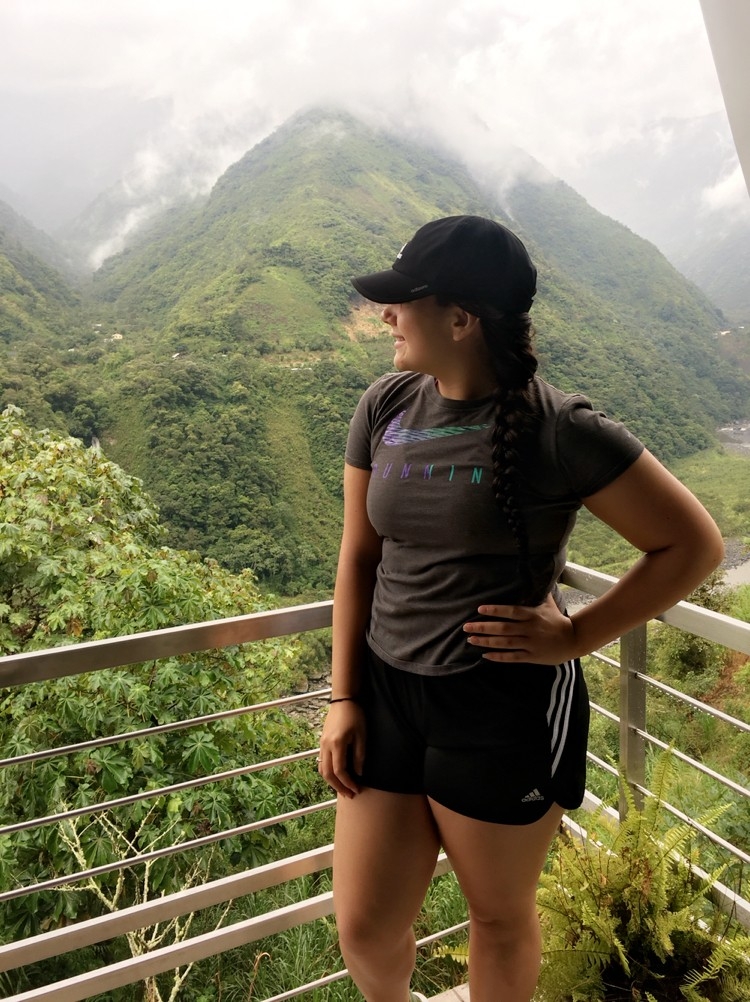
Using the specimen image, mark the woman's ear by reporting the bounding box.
[451,308,482,342]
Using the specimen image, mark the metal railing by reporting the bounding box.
[0,562,748,999]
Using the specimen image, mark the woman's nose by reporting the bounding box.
[381,304,396,324]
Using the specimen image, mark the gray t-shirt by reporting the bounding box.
[345,372,644,676]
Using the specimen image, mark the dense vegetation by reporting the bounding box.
[0,201,83,345]
[0,408,331,994]
[508,177,747,456]
[2,411,747,997]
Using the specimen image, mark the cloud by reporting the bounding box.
[88,202,168,270]
[0,0,743,247]
[701,162,750,218]
[1,1,723,154]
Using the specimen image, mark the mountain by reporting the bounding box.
[0,198,84,344]
[674,217,750,323]
[62,108,750,323]
[91,108,746,446]
[565,113,750,322]
[0,199,102,439]
[2,108,748,595]
[90,110,496,333]
[500,175,745,454]
[59,172,201,273]
[0,198,82,282]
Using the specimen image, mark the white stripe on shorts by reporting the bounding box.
[547,660,576,778]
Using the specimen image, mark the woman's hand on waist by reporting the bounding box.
[463,593,578,666]
[318,701,366,798]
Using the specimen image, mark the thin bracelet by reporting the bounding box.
[328,696,360,704]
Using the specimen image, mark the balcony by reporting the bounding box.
[0,562,748,1000]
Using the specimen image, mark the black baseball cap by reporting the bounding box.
[351,215,537,313]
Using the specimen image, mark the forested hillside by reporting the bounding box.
[1,107,748,596]
[0,199,83,344]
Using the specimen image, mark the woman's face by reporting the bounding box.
[380,296,457,375]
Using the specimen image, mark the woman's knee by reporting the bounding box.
[468,897,538,945]
[336,906,379,951]
[336,906,413,958]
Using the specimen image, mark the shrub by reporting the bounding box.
[537,754,750,1001]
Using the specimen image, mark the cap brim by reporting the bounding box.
[351,268,434,304]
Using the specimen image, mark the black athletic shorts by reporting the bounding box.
[356,646,590,825]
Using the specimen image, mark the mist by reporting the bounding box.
[1,0,747,269]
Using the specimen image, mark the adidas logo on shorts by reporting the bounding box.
[521,788,545,803]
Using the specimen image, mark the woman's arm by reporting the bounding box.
[330,464,383,694]
[464,450,725,664]
[319,463,382,797]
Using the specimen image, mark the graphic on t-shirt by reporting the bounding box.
[383,410,490,446]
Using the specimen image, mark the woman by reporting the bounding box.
[318,215,724,1002]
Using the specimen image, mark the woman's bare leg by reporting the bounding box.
[333,788,441,1002]
[429,800,564,1002]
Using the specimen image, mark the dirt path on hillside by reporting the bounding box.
[342,303,384,341]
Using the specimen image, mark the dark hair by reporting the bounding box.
[439,298,538,600]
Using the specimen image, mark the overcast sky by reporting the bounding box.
[0,0,746,244]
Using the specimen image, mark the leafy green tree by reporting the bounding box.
[0,408,327,989]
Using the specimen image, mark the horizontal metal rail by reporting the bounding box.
[1,564,748,691]
[0,601,334,687]
[0,844,336,973]
[561,563,750,655]
[688,860,750,931]
[2,855,455,1002]
[588,703,750,800]
[562,792,750,930]
[0,688,332,769]
[0,799,336,904]
[587,750,618,777]
[6,893,336,1002]
[588,650,620,669]
[0,747,318,837]
[1,561,749,997]
[262,920,472,1002]
[580,633,750,738]
[633,728,750,799]
[640,673,750,733]
[589,700,619,724]
[633,783,750,866]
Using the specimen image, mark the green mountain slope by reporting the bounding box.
[675,216,750,323]
[2,109,749,595]
[503,177,746,455]
[91,109,493,339]
[0,199,83,343]
[0,199,102,436]
[90,109,745,452]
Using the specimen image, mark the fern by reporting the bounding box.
[432,942,469,967]
[681,935,750,1001]
[536,751,750,1001]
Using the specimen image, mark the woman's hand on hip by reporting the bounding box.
[318,701,366,798]
[464,593,578,665]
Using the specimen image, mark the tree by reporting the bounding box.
[0,407,327,990]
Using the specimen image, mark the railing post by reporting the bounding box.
[619,624,647,817]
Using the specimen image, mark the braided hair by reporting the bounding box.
[439,298,538,600]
